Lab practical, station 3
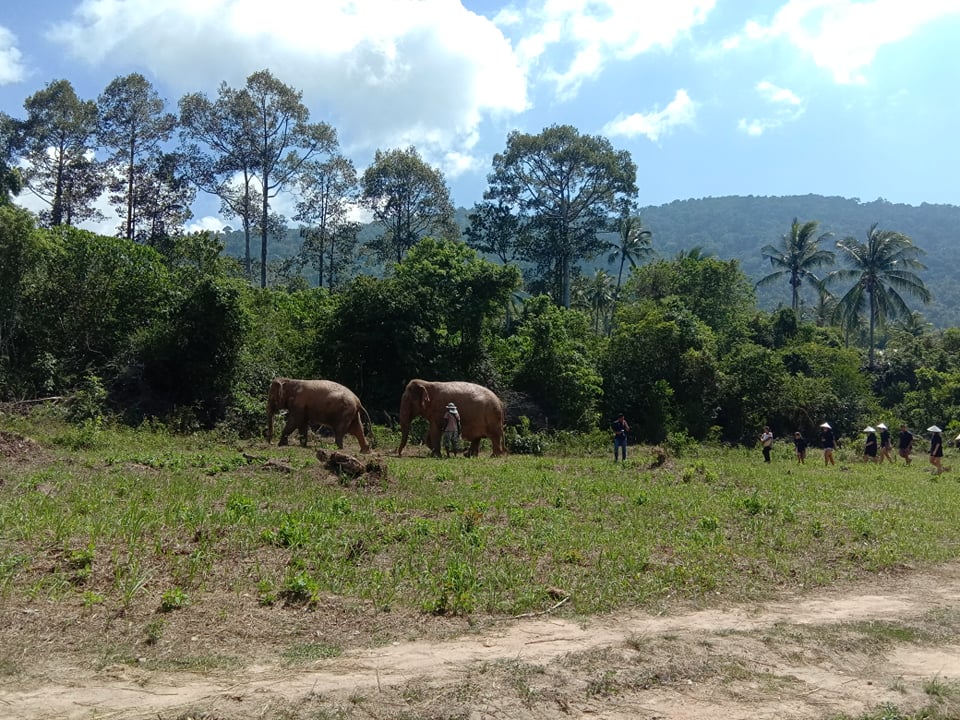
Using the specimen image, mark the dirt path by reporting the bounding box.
[4,563,960,719]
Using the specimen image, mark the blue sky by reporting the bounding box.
[1,0,958,234]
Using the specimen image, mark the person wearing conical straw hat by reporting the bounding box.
[862,426,878,463]
[877,423,894,464]
[819,422,836,466]
[928,425,944,475]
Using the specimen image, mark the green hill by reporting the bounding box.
[221,195,960,327]
[634,195,960,328]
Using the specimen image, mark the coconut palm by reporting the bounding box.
[573,270,616,333]
[810,281,839,328]
[828,224,932,368]
[607,206,653,297]
[756,218,834,312]
[673,246,714,261]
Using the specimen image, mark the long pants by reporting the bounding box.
[614,436,627,461]
[762,446,771,462]
[443,430,460,455]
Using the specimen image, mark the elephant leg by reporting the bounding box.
[468,439,480,457]
[286,409,307,447]
[279,414,298,446]
[428,423,442,457]
[333,429,345,449]
[491,431,506,457]
[348,417,371,453]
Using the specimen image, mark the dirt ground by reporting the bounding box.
[2,560,960,720]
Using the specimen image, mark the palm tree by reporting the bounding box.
[607,207,653,297]
[573,270,616,333]
[828,223,932,368]
[810,280,838,328]
[895,311,933,338]
[673,246,713,261]
[756,218,834,312]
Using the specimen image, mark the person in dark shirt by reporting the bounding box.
[929,425,944,475]
[878,423,893,464]
[863,427,878,463]
[898,424,914,465]
[793,431,808,464]
[612,413,629,462]
[820,422,836,466]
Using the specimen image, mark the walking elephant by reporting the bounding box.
[397,379,506,457]
[267,378,371,452]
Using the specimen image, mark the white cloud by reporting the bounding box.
[186,215,227,234]
[737,118,773,137]
[45,0,528,170]
[515,0,715,99]
[725,0,960,84]
[442,150,483,179]
[0,26,26,85]
[603,89,697,142]
[756,80,801,107]
[738,80,805,136]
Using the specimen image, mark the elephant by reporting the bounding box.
[397,379,506,457]
[267,378,371,452]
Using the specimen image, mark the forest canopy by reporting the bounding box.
[2,70,959,447]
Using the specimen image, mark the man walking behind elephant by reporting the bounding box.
[442,402,461,457]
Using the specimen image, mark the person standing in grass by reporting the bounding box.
[760,426,774,463]
[793,431,808,464]
[442,402,461,457]
[898,424,914,465]
[928,425,945,475]
[863,427,878,463]
[820,422,836,466]
[612,413,630,462]
[878,423,894,463]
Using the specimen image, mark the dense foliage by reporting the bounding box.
[4,201,960,446]
[2,68,959,446]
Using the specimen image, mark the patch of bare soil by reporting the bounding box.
[3,563,960,720]
[0,431,42,462]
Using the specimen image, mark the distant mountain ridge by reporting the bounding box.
[221,194,960,328]
[636,194,960,328]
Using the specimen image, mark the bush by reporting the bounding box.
[67,374,108,423]
[505,416,546,455]
[664,430,699,458]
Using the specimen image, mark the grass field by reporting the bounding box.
[3,413,959,619]
[3,413,960,719]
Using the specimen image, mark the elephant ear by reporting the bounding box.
[418,383,431,412]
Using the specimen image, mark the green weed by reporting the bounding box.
[159,587,189,612]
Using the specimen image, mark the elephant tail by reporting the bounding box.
[360,405,376,448]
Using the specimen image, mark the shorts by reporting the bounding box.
[899,448,911,458]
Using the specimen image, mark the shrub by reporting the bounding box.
[505,416,546,455]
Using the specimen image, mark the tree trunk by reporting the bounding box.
[260,172,269,288]
[561,255,571,308]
